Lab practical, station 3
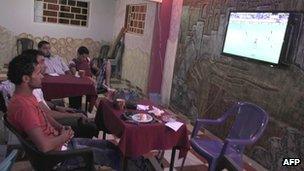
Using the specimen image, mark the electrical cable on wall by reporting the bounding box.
[157,3,163,76]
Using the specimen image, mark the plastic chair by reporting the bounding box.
[16,38,34,55]
[0,149,18,171]
[216,155,243,171]
[99,45,110,59]
[108,41,124,78]
[3,114,94,171]
[0,91,7,113]
[187,102,269,171]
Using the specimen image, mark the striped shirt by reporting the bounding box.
[44,55,69,75]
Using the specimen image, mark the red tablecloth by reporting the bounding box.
[99,98,190,158]
[42,75,97,100]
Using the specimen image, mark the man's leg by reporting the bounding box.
[69,96,82,110]
[56,117,79,135]
[86,95,97,113]
[105,60,111,85]
[57,117,99,138]
[77,119,99,138]
[71,138,121,170]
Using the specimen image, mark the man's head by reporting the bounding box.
[38,41,51,58]
[22,49,46,74]
[7,54,43,90]
[77,46,89,59]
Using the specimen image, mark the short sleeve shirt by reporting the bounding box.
[33,89,50,110]
[44,55,69,75]
[70,57,92,77]
[7,94,59,138]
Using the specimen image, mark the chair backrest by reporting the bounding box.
[109,41,125,77]
[16,38,34,55]
[111,41,124,61]
[0,91,7,113]
[2,114,45,169]
[99,45,110,59]
[0,149,18,171]
[227,102,269,153]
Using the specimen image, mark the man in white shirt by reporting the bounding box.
[38,41,71,75]
[38,41,84,110]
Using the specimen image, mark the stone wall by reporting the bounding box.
[0,25,15,67]
[0,25,102,67]
[171,0,304,170]
[17,33,102,64]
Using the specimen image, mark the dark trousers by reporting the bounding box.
[63,138,121,170]
[69,96,82,110]
[56,118,99,138]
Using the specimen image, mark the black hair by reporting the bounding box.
[7,55,38,85]
[22,49,44,62]
[77,46,89,55]
[38,41,50,49]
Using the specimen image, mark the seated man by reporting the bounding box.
[2,50,99,139]
[7,55,121,170]
[69,46,92,77]
[38,41,71,75]
[38,41,85,111]
[74,46,112,93]
[70,46,114,110]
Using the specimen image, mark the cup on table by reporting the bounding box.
[79,70,85,78]
[115,98,126,110]
[106,88,116,100]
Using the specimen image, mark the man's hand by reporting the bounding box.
[61,127,74,142]
[64,107,77,113]
[74,113,94,123]
[64,126,72,131]
[74,113,92,123]
[56,106,76,113]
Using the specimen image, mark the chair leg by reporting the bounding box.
[122,156,128,171]
[209,159,217,171]
[102,132,106,140]
[169,147,177,171]
[85,97,88,112]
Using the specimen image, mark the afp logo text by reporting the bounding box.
[282,158,301,166]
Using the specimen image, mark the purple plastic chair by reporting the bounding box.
[188,102,269,171]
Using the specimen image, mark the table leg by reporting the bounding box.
[122,155,128,171]
[170,147,177,171]
[85,97,88,112]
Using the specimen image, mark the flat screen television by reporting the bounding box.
[221,11,290,64]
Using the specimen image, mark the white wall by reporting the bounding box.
[0,0,116,42]
[112,0,156,53]
[112,0,157,92]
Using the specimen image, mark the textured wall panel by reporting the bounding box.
[171,0,304,170]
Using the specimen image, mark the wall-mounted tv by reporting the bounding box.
[221,11,290,64]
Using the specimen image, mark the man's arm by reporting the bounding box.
[46,101,73,113]
[58,56,72,75]
[27,127,73,153]
[105,60,111,86]
[39,102,84,120]
[64,70,72,75]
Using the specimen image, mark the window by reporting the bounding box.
[126,4,147,35]
[34,0,89,27]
